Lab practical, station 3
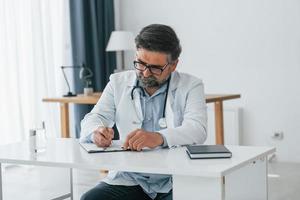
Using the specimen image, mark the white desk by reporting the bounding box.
[0,139,275,200]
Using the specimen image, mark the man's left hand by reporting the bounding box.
[123,129,164,151]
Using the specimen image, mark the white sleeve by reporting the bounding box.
[80,78,116,142]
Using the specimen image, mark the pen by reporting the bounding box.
[170,144,194,149]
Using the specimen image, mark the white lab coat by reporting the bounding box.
[80,70,207,147]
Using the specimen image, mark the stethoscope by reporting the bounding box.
[130,77,171,128]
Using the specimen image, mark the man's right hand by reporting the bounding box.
[93,127,114,147]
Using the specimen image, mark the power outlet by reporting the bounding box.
[272,131,284,140]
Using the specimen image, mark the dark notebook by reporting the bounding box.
[186,145,232,159]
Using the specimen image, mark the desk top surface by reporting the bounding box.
[0,139,274,177]
[42,93,241,104]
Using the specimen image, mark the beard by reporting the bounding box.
[136,73,169,88]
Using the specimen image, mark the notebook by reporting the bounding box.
[79,140,129,153]
[186,145,232,159]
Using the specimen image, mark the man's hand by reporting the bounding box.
[123,129,164,151]
[93,127,114,147]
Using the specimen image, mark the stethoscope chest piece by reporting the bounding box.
[158,118,167,128]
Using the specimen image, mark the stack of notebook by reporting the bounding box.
[186,145,232,159]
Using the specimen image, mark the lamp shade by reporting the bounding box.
[106,31,135,51]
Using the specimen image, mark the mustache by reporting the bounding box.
[136,73,169,88]
[138,74,160,88]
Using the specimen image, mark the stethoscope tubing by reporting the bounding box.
[130,77,171,127]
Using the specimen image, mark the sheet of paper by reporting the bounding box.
[79,140,126,153]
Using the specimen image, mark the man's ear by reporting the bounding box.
[170,59,179,72]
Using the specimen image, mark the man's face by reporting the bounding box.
[135,48,177,88]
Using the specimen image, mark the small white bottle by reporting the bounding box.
[29,129,37,153]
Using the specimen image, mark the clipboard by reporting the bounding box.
[79,141,129,153]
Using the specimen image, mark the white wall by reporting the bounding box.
[117,0,300,162]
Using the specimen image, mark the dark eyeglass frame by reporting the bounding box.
[133,60,170,75]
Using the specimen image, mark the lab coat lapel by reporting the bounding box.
[117,84,142,138]
[132,90,144,122]
[127,78,144,124]
[165,92,174,128]
[165,71,180,129]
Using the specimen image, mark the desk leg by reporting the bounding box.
[70,168,73,200]
[60,103,70,138]
[173,175,224,200]
[214,101,224,145]
[225,157,268,200]
[50,168,73,200]
[173,158,267,200]
[0,163,2,200]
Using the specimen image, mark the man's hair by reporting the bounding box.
[135,24,182,63]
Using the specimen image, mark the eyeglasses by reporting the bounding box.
[133,60,170,75]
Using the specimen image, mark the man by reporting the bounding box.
[80,24,207,200]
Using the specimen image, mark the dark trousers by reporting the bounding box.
[81,182,172,200]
